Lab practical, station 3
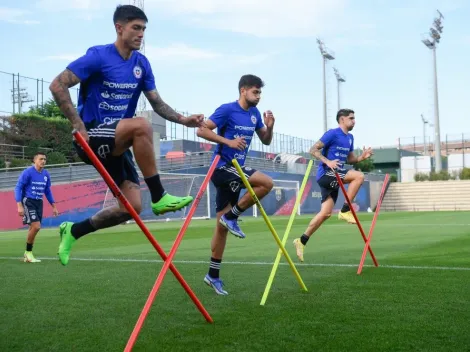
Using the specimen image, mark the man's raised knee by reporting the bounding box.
[133,117,152,136]
[265,178,274,191]
[357,172,365,184]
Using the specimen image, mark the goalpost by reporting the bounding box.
[102,173,211,223]
[103,175,301,222]
[252,179,301,218]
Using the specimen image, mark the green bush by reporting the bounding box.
[460,168,470,180]
[9,158,33,168]
[429,170,452,181]
[3,114,74,161]
[414,172,429,182]
[389,174,397,182]
[0,158,5,169]
[46,151,68,165]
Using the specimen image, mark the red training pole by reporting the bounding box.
[124,155,219,352]
[72,130,213,324]
[357,173,390,275]
[334,172,379,267]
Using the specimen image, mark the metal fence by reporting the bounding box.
[397,133,470,156]
[0,143,53,160]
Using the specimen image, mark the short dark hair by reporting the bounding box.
[238,74,265,93]
[336,109,355,122]
[113,5,148,24]
[33,152,46,160]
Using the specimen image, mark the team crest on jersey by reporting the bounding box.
[275,189,282,201]
[251,115,257,124]
[133,66,142,79]
[44,176,47,182]
[349,138,352,145]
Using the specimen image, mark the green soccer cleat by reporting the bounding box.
[151,193,193,215]
[58,222,76,266]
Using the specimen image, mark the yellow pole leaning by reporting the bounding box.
[231,159,308,293]
[260,160,313,305]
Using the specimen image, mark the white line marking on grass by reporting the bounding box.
[0,256,469,271]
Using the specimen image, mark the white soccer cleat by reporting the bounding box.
[24,251,41,263]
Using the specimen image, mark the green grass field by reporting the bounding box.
[1,211,469,352]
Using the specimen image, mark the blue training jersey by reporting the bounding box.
[66,44,156,126]
[316,127,354,180]
[14,166,55,204]
[209,101,265,168]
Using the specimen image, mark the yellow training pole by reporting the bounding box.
[231,159,308,294]
[260,160,313,305]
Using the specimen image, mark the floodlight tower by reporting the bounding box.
[132,0,147,113]
[421,114,429,155]
[333,67,346,111]
[421,10,444,171]
[317,39,335,132]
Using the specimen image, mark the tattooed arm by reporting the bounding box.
[144,89,204,128]
[310,140,339,170]
[49,69,87,138]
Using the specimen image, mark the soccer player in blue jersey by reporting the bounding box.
[196,74,275,295]
[15,152,59,263]
[293,109,373,262]
[49,5,204,266]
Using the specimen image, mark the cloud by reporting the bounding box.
[0,7,40,25]
[146,0,348,38]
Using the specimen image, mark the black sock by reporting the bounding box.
[341,203,350,213]
[71,219,96,240]
[224,204,243,220]
[300,234,310,246]
[144,174,166,203]
[208,257,222,279]
[26,243,33,251]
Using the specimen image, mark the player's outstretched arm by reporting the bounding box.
[347,146,373,164]
[49,69,83,130]
[144,89,204,127]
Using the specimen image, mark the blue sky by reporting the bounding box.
[0,0,469,148]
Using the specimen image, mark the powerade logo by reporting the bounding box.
[234,125,255,131]
[103,81,138,89]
